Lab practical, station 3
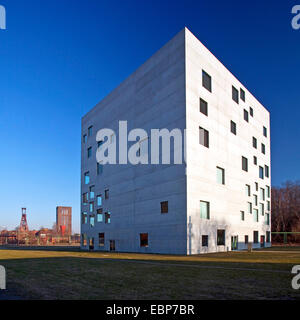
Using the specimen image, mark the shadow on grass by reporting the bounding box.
[1,254,300,300]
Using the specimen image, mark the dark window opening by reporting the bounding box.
[232,86,239,104]
[202,235,208,247]
[202,70,212,92]
[160,201,168,214]
[199,127,209,148]
[217,229,225,246]
[200,98,208,116]
[230,121,236,135]
[140,233,148,247]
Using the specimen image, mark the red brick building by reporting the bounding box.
[56,206,72,236]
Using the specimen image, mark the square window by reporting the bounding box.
[240,88,245,102]
[217,229,225,246]
[160,201,168,214]
[244,109,249,122]
[200,98,208,116]
[202,235,208,247]
[140,233,148,247]
[202,70,212,92]
[232,86,239,104]
[242,156,248,172]
[230,121,236,135]
[217,167,225,185]
[200,201,210,219]
[199,127,209,148]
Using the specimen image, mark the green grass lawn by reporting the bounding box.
[0,248,300,300]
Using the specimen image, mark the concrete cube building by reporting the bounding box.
[81,28,271,254]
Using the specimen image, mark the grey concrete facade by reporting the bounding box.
[81,28,271,255]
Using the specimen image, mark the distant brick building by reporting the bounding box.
[56,207,72,236]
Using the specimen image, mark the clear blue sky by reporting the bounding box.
[0,0,299,232]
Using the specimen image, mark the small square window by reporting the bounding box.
[230,121,236,135]
[202,70,212,92]
[240,88,245,102]
[160,201,168,214]
[202,235,208,247]
[199,127,209,148]
[200,98,208,116]
[140,233,148,247]
[244,109,249,122]
[242,157,248,172]
[232,86,239,104]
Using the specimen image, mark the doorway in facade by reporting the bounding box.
[89,238,94,250]
[110,240,115,252]
[260,235,265,248]
[231,236,238,250]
